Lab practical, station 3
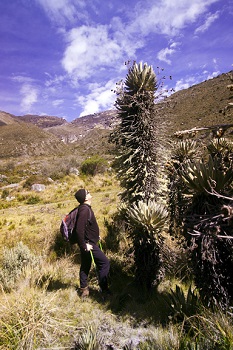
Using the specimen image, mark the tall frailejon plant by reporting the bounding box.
[111,62,167,290]
[181,155,233,308]
[168,137,233,308]
[167,139,201,238]
[112,62,158,205]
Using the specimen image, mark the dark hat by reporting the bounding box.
[75,189,86,204]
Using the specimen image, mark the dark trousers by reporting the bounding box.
[80,244,110,291]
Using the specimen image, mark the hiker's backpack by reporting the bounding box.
[60,206,92,244]
[60,206,79,244]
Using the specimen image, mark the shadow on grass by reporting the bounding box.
[97,255,172,326]
[49,231,82,265]
[50,231,75,258]
[38,278,71,291]
[49,232,172,326]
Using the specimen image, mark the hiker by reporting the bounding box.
[74,188,111,298]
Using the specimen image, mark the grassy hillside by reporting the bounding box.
[0,111,69,159]
[0,111,19,125]
[155,71,233,136]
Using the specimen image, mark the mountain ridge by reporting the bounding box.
[0,70,232,159]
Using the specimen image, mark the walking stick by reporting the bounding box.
[90,241,103,290]
[90,249,100,289]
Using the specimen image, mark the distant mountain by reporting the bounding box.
[17,114,67,128]
[0,111,21,126]
[0,71,232,159]
[44,109,118,144]
[0,111,68,158]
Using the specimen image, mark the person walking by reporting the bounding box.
[74,188,110,299]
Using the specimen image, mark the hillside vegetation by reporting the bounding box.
[0,70,232,349]
[156,71,233,135]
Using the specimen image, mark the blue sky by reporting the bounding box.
[0,0,232,122]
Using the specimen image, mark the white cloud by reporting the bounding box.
[45,73,65,87]
[20,84,38,112]
[61,0,221,82]
[41,0,221,87]
[174,79,193,91]
[195,11,220,34]
[62,25,124,80]
[36,0,87,25]
[52,99,64,107]
[174,69,220,92]
[130,0,219,36]
[11,75,35,83]
[157,42,180,64]
[37,0,220,39]
[157,48,173,65]
[11,75,39,113]
[206,70,220,79]
[76,80,116,117]
[175,75,204,91]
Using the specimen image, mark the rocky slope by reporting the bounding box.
[154,71,233,137]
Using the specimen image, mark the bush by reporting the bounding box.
[80,156,108,176]
[1,189,9,199]
[0,242,39,291]
[26,195,40,204]
[23,175,47,189]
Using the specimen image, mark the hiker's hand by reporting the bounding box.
[86,243,93,251]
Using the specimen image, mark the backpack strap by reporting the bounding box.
[73,206,80,231]
[74,204,92,230]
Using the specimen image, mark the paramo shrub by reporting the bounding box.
[0,242,40,291]
[80,156,108,176]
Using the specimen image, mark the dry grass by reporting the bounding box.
[0,172,181,349]
[0,286,76,349]
[0,173,120,253]
[0,283,181,349]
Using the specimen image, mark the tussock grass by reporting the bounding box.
[0,254,180,349]
[0,173,120,252]
[0,241,232,349]
[0,287,76,349]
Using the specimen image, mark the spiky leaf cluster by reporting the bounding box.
[127,200,168,237]
[124,62,157,94]
[180,156,233,196]
[163,285,200,323]
[172,140,200,165]
[167,140,201,237]
[207,138,233,168]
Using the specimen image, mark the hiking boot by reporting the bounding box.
[101,288,112,301]
[80,286,89,299]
